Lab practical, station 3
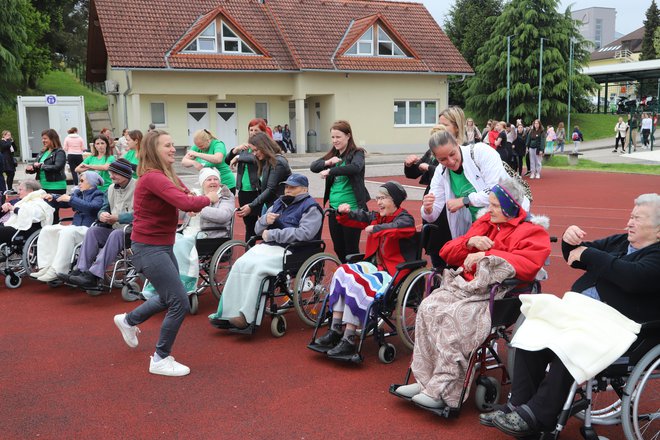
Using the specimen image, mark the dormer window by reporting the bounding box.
[183,19,256,55]
[184,22,217,52]
[221,22,255,54]
[346,24,406,57]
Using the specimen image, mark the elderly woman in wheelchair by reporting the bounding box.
[392,178,551,410]
[309,181,417,359]
[208,173,323,331]
[483,193,660,439]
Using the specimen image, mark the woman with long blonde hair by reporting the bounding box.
[113,129,219,377]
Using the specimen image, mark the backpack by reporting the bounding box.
[470,144,533,202]
[572,132,580,141]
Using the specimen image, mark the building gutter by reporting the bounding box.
[331,20,354,70]
[111,66,474,76]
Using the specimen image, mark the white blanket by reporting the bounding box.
[511,291,641,383]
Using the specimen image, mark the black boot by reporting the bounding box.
[314,329,342,349]
[327,335,357,358]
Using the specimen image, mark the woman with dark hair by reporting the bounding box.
[63,127,86,186]
[0,130,17,191]
[25,129,67,223]
[525,119,544,179]
[75,134,116,192]
[226,118,268,240]
[113,129,218,377]
[123,129,142,178]
[236,132,291,221]
[310,120,369,263]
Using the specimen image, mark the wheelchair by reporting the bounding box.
[212,232,329,337]
[542,320,660,440]
[0,226,41,288]
[306,228,428,364]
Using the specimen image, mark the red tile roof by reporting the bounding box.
[88,0,472,79]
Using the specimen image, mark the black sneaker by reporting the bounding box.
[314,330,342,348]
[327,337,356,357]
[69,271,99,288]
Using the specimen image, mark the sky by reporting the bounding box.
[416,0,646,36]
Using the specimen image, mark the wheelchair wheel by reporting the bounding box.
[271,315,287,338]
[189,293,199,315]
[121,281,142,302]
[395,268,438,351]
[378,343,396,364]
[5,273,22,288]
[622,344,660,440]
[21,230,41,275]
[293,253,341,327]
[475,376,501,411]
[209,240,248,300]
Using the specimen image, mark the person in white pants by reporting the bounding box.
[30,171,105,282]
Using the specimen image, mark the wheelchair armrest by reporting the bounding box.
[246,235,263,247]
[58,216,74,225]
[640,320,660,332]
[345,253,365,263]
[283,240,325,252]
[395,259,427,272]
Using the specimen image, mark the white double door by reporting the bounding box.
[186,102,237,148]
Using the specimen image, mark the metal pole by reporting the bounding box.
[538,38,544,120]
[567,40,573,137]
[507,35,512,122]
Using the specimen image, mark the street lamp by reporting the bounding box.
[507,35,511,122]
[538,37,546,120]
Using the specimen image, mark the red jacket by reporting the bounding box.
[132,170,211,245]
[338,207,417,283]
[440,208,551,282]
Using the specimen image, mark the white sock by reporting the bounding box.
[153,352,163,362]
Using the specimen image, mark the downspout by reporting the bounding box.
[123,69,132,130]
[448,74,467,83]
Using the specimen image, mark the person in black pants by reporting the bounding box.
[482,193,660,437]
[226,118,268,241]
[0,130,16,193]
[310,120,369,263]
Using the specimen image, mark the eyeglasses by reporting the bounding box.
[375,195,391,202]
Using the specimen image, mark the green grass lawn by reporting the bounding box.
[544,154,660,175]
[0,69,107,142]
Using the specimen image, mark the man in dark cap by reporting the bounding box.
[60,158,137,290]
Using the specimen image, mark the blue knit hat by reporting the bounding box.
[82,171,104,189]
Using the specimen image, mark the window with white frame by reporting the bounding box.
[221,21,255,54]
[255,102,268,120]
[394,100,437,126]
[346,25,406,57]
[184,22,217,52]
[151,102,166,126]
[183,19,256,55]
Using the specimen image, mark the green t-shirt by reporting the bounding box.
[82,155,116,192]
[449,169,479,221]
[191,139,236,189]
[123,149,139,179]
[328,161,358,210]
[240,147,253,192]
[39,150,67,191]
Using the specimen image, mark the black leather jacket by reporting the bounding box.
[310,148,370,209]
[248,155,291,213]
[27,148,67,182]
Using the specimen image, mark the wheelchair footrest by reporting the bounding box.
[229,323,257,335]
[307,342,333,354]
[327,352,363,364]
[389,384,413,402]
[412,402,461,418]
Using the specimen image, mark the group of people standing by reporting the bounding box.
[613,112,655,153]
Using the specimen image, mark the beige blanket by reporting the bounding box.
[511,291,641,383]
[412,255,516,407]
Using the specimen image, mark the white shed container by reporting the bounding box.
[16,96,87,162]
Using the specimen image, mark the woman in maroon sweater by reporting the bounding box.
[113,130,218,377]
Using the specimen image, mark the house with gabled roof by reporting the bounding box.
[87,0,472,153]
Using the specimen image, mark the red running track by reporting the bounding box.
[1,168,658,439]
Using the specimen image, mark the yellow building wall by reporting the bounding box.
[106,69,448,154]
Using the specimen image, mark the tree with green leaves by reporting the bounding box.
[464,0,596,123]
[0,0,30,102]
[31,0,89,67]
[641,0,660,61]
[443,0,503,106]
[20,1,51,88]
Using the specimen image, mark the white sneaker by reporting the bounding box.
[37,268,58,282]
[30,267,49,279]
[113,313,140,348]
[394,382,421,398]
[149,356,190,377]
